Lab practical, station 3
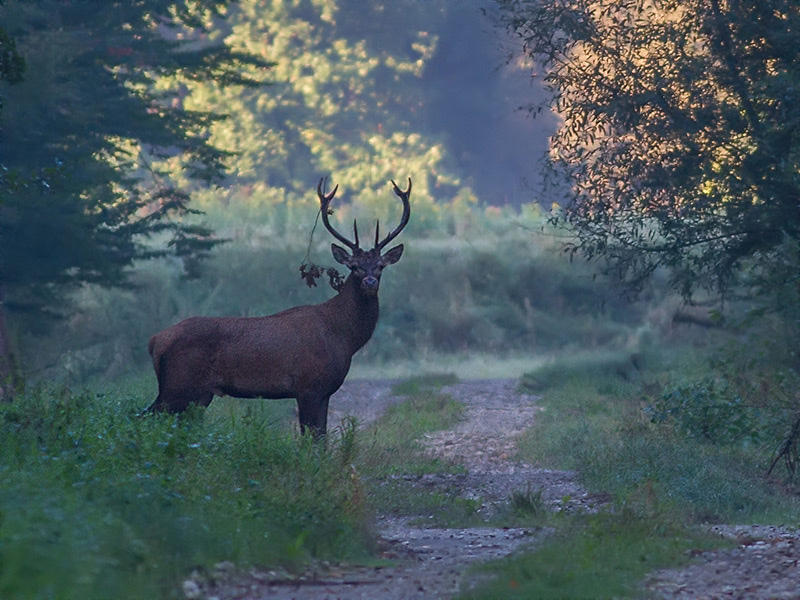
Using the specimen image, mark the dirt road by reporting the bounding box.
[185,379,800,600]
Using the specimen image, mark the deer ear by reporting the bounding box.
[382,244,404,265]
[331,243,352,265]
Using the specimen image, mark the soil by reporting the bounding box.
[184,379,800,600]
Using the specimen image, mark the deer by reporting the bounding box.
[143,177,411,439]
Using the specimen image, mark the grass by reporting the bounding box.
[350,373,478,523]
[9,350,799,598]
[462,511,726,599]
[0,371,473,598]
[355,372,466,477]
[461,346,800,598]
[515,358,800,524]
[0,386,372,599]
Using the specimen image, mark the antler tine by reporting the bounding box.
[376,177,412,251]
[317,177,358,250]
[353,219,359,248]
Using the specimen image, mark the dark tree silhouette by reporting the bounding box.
[500,0,799,304]
[0,1,270,395]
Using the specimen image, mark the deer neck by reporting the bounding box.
[327,274,380,354]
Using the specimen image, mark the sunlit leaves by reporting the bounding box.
[501,0,800,303]
[174,0,463,227]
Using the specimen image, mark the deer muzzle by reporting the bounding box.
[361,275,379,294]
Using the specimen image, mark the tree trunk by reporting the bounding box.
[0,287,19,400]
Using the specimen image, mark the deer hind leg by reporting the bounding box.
[296,395,330,440]
[143,350,213,414]
[142,389,213,414]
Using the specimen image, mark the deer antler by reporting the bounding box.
[318,177,359,251]
[376,177,412,251]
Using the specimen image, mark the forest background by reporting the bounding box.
[0,0,649,385]
[2,1,800,598]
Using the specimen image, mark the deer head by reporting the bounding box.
[317,177,411,296]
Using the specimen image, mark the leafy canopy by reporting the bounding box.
[500,0,800,303]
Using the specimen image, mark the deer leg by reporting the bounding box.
[296,395,330,440]
[142,389,212,414]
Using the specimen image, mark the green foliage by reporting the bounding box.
[462,511,725,599]
[516,355,800,524]
[27,206,659,382]
[500,0,800,306]
[0,0,270,316]
[177,0,470,222]
[646,322,800,477]
[649,378,764,445]
[0,386,370,598]
[481,347,800,598]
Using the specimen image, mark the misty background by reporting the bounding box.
[4,0,674,386]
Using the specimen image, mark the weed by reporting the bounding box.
[510,484,545,517]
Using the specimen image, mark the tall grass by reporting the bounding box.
[20,203,663,384]
[0,386,371,599]
[516,352,800,523]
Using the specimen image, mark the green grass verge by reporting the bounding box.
[462,511,726,599]
[356,373,465,477]
[353,373,474,523]
[0,387,371,599]
[516,360,800,524]
[0,373,472,597]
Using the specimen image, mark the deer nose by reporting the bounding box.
[362,275,379,290]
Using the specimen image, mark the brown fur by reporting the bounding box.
[145,178,410,438]
[145,273,382,437]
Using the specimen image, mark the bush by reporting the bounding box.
[646,322,800,478]
[648,377,765,445]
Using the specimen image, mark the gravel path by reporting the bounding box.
[645,525,800,599]
[185,379,800,600]
[187,379,593,599]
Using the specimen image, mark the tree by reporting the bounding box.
[0,1,25,393]
[499,0,799,305]
[0,0,269,391]
[176,0,484,232]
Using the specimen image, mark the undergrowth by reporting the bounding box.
[0,387,371,599]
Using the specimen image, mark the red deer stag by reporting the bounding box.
[144,177,411,438]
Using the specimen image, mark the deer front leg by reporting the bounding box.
[296,395,330,440]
